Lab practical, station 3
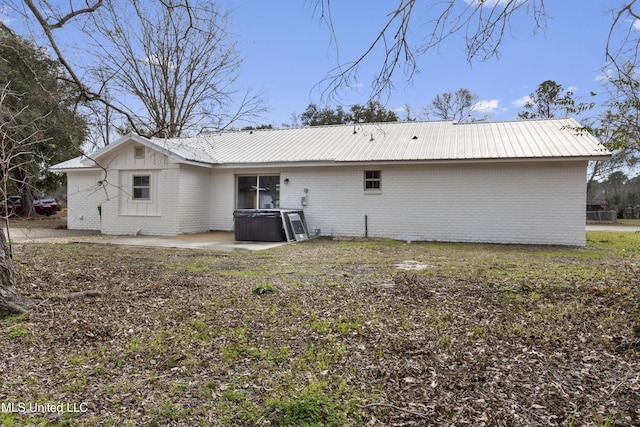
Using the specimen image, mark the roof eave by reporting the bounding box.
[212,160,338,169]
[168,157,216,168]
[334,156,611,166]
[49,166,102,173]
[210,155,611,169]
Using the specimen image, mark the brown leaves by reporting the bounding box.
[1,240,639,425]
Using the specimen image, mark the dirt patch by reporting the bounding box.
[395,260,430,270]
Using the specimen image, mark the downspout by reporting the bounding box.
[365,215,368,238]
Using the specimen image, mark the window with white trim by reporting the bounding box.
[364,170,381,190]
[132,175,151,200]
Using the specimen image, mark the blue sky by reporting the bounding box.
[1,1,624,127]
[230,1,617,126]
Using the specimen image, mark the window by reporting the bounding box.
[132,175,151,200]
[237,175,280,209]
[364,170,381,190]
[134,146,145,159]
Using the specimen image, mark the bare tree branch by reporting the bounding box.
[41,0,103,29]
[314,0,548,103]
[21,0,93,99]
[12,1,265,140]
[606,1,640,70]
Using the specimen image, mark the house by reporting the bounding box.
[51,118,610,246]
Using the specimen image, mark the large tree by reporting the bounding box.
[349,100,398,123]
[583,62,640,195]
[517,80,577,119]
[600,62,640,155]
[0,226,30,315]
[83,0,265,138]
[8,0,265,141]
[0,25,87,315]
[0,84,38,315]
[425,88,483,122]
[300,100,397,126]
[300,104,350,127]
[0,23,86,213]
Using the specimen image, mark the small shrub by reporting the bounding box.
[159,402,187,419]
[253,283,276,295]
[271,394,344,426]
[222,389,247,403]
[7,326,28,339]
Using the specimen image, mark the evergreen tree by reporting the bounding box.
[0,23,87,207]
[517,80,574,119]
[300,101,397,126]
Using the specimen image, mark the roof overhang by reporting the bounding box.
[210,155,611,169]
[85,133,216,167]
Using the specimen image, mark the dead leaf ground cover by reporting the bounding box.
[1,231,639,426]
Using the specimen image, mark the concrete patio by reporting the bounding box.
[7,228,290,251]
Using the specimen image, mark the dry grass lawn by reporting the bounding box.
[1,231,639,426]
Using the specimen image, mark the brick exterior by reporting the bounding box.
[178,164,212,233]
[63,139,589,245]
[67,142,212,236]
[279,162,588,246]
[66,170,104,230]
[209,170,235,231]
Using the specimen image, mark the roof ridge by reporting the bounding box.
[453,117,576,126]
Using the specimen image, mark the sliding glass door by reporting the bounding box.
[237,175,280,209]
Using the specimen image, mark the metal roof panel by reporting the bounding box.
[53,119,610,171]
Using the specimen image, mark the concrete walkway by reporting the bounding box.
[6,228,289,251]
[4,225,637,252]
[86,232,290,251]
[586,225,640,232]
[7,227,100,242]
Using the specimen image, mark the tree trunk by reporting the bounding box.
[14,168,34,217]
[0,228,31,316]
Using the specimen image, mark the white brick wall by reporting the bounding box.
[65,143,588,245]
[209,170,235,231]
[66,141,214,236]
[66,170,104,230]
[178,165,212,233]
[100,166,182,235]
[279,161,588,246]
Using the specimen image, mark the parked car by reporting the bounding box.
[33,197,59,216]
[0,196,58,216]
[0,196,22,217]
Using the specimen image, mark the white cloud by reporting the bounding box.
[472,99,500,113]
[595,68,614,82]
[142,54,176,70]
[596,66,640,82]
[633,19,640,31]
[512,95,531,108]
[0,6,11,25]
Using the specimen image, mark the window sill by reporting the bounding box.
[363,190,382,195]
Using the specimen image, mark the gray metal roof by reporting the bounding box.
[51,119,610,172]
[158,118,609,165]
[50,156,97,170]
